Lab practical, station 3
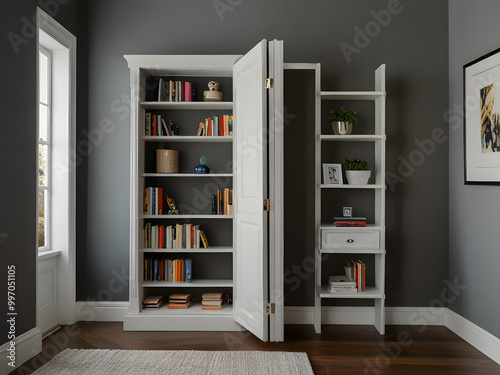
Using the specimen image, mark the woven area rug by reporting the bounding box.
[32,349,315,375]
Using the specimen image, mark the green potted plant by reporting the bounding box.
[329,107,359,135]
[343,158,371,185]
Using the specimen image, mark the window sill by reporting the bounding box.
[38,249,61,261]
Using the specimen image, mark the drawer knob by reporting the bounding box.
[346,239,354,243]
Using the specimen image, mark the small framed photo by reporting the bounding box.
[323,163,343,185]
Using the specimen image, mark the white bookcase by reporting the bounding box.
[314,65,386,334]
[123,40,285,342]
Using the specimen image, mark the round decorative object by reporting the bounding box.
[203,81,223,102]
[343,207,353,217]
[345,170,371,185]
[195,156,210,174]
[332,121,353,135]
[156,149,179,173]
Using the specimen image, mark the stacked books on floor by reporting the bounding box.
[167,293,192,309]
[142,295,165,309]
[212,188,233,215]
[197,115,233,136]
[143,257,192,282]
[328,276,357,293]
[333,216,367,227]
[143,223,208,249]
[201,292,223,310]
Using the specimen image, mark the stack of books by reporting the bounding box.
[167,293,192,309]
[328,276,357,293]
[142,295,165,309]
[333,216,367,227]
[201,292,223,310]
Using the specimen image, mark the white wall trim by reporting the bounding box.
[75,301,129,322]
[0,327,41,374]
[446,309,500,365]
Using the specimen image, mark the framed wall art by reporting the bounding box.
[464,46,500,184]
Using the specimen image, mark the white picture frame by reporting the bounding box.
[464,47,500,184]
[323,163,343,185]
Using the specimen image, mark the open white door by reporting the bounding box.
[233,39,269,341]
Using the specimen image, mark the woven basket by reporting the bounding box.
[156,149,179,173]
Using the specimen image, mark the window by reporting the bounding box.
[38,47,52,250]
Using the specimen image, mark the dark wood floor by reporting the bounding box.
[11,323,500,374]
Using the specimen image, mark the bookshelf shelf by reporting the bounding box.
[142,136,233,143]
[140,246,233,253]
[140,302,233,315]
[142,279,233,288]
[319,286,383,299]
[320,184,386,189]
[140,101,233,110]
[315,65,386,335]
[320,91,385,101]
[142,173,233,178]
[320,135,385,142]
[141,214,232,219]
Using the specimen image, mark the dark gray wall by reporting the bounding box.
[0,0,79,342]
[81,0,449,308]
[449,0,500,339]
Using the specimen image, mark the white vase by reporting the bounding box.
[331,121,352,135]
[345,170,371,185]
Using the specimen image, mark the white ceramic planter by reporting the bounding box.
[345,170,371,185]
[331,121,352,135]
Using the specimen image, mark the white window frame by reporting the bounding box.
[37,7,77,327]
[38,46,52,252]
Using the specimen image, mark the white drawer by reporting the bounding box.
[321,229,380,250]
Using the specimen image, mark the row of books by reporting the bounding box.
[142,293,224,310]
[345,259,366,292]
[145,113,177,136]
[143,257,192,282]
[333,216,367,227]
[144,187,165,215]
[158,79,196,102]
[143,223,209,249]
[197,115,233,137]
[212,188,233,215]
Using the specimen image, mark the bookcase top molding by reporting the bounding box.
[124,55,243,76]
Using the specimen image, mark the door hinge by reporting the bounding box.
[264,198,270,211]
[266,303,275,315]
[265,78,273,89]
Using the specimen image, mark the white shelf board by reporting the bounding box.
[320,248,386,255]
[141,214,232,219]
[142,173,233,178]
[320,135,385,142]
[320,224,384,231]
[320,91,385,100]
[142,279,233,288]
[320,286,383,299]
[320,184,386,189]
[140,302,233,316]
[140,246,233,253]
[142,136,233,142]
[140,101,233,110]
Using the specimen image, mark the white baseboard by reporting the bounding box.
[446,309,500,365]
[284,306,446,325]
[0,327,41,375]
[75,301,128,322]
